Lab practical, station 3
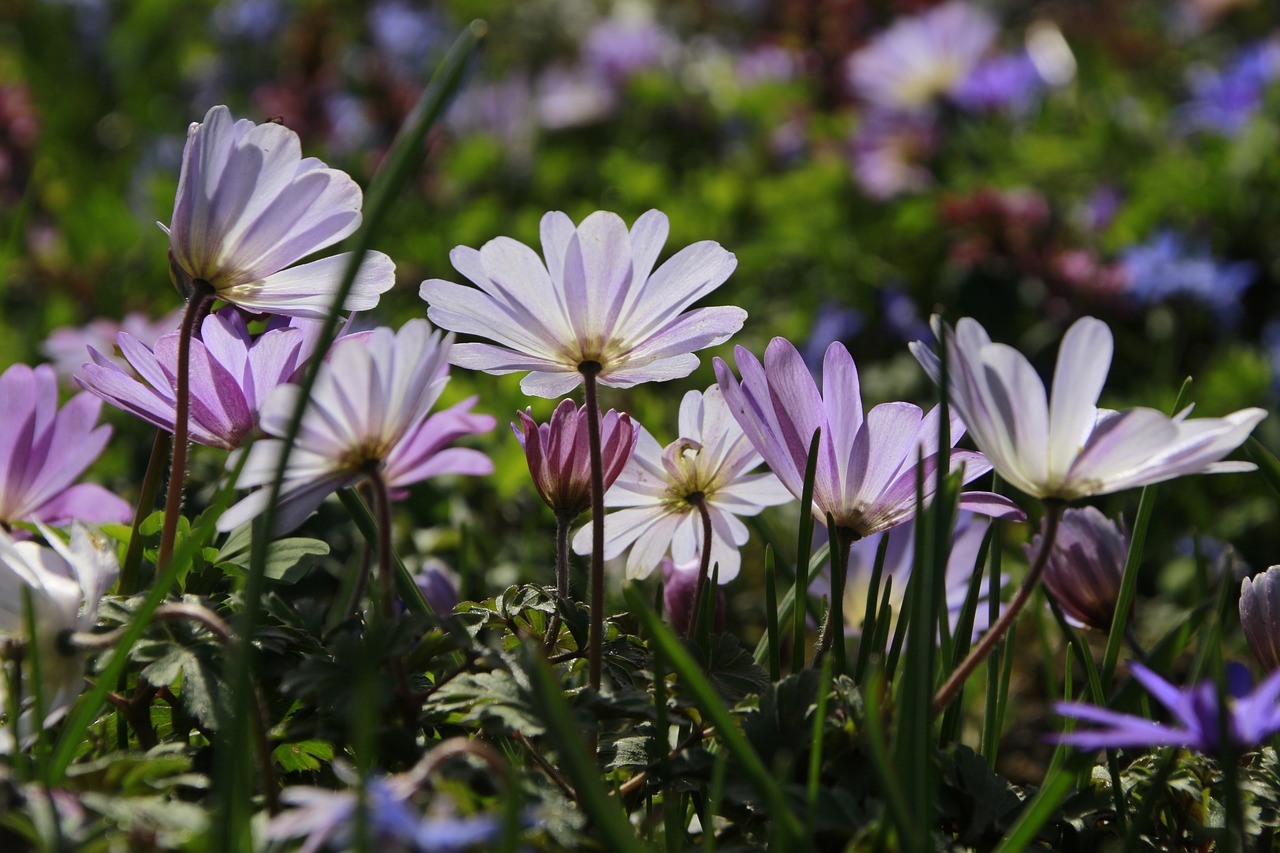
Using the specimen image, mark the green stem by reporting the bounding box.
[119,430,169,595]
[580,364,605,694]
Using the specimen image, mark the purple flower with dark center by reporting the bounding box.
[1031,506,1126,632]
[217,320,495,534]
[1055,662,1280,754]
[1241,566,1280,672]
[77,307,324,450]
[0,364,130,529]
[41,308,183,384]
[1180,40,1280,136]
[1119,231,1256,329]
[953,50,1044,113]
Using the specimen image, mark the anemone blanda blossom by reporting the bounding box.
[164,105,395,319]
[1240,566,1280,672]
[571,386,792,583]
[845,1,997,113]
[0,364,130,529]
[77,307,329,450]
[40,308,183,384]
[513,399,638,518]
[420,209,743,398]
[0,523,118,745]
[1054,662,1280,754]
[713,338,1024,538]
[216,319,495,534]
[910,316,1266,502]
[1031,506,1126,632]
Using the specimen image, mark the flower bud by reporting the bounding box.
[513,399,637,518]
[662,558,725,635]
[1030,506,1126,632]
[1241,566,1280,671]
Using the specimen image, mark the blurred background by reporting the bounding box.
[3,0,1279,666]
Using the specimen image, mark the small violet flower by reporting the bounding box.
[513,398,638,519]
[1240,565,1280,672]
[77,306,326,450]
[1180,40,1280,136]
[572,386,792,583]
[713,338,1025,538]
[0,364,130,529]
[1031,506,1126,632]
[165,105,395,318]
[911,316,1266,501]
[217,320,495,534]
[1119,231,1256,329]
[953,50,1044,113]
[420,209,743,398]
[1055,662,1280,754]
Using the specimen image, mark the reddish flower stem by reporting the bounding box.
[686,496,714,637]
[580,364,606,694]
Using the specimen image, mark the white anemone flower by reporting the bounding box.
[910,315,1266,501]
[572,386,792,582]
[164,105,395,319]
[419,209,744,398]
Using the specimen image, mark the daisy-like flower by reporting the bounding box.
[513,399,638,519]
[77,307,328,450]
[910,316,1266,501]
[0,364,131,529]
[713,338,1024,537]
[419,209,743,398]
[0,523,119,744]
[572,386,792,583]
[164,105,395,318]
[1240,566,1280,672]
[845,1,997,113]
[1054,662,1280,754]
[216,319,495,535]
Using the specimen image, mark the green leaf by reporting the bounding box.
[140,642,231,731]
[272,740,334,774]
[217,525,329,584]
[692,632,770,706]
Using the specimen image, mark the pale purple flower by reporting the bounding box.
[76,307,324,450]
[217,320,495,534]
[713,338,1024,538]
[0,364,130,529]
[534,65,619,130]
[40,308,183,384]
[414,559,459,614]
[736,44,800,87]
[420,209,743,398]
[911,316,1266,501]
[1241,566,1280,672]
[663,556,726,633]
[850,111,937,199]
[513,398,638,518]
[164,105,396,319]
[1032,506,1126,632]
[1055,662,1280,754]
[846,1,997,113]
[1180,40,1280,136]
[584,15,676,82]
[572,386,792,582]
[953,50,1044,113]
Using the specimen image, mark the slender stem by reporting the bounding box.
[367,470,396,622]
[119,430,170,595]
[580,365,605,693]
[816,525,854,675]
[932,500,1065,715]
[686,497,714,637]
[555,511,573,601]
[158,281,214,568]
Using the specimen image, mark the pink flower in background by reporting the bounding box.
[164,105,395,318]
[77,307,327,450]
[713,338,1023,537]
[218,320,495,534]
[420,209,743,398]
[41,308,183,383]
[513,399,638,518]
[911,316,1266,500]
[572,386,791,582]
[0,364,130,529]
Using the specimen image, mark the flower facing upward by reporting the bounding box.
[164,105,395,318]
[1055,662,1280,754]
[572,386,792,582]
[420,209,744,398]
[910,316,1266,501]
[713,338,1024,537]
[217,319,495,534]
[1240,566,1280,672]
[77,307,327,450]
[513,398,638,518]
[0,364,131,529]
[1031,506,1126,632]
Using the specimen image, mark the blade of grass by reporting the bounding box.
[805,653,833,835]
[853,533,892,684]
[991,756,1090,853]
[938,523,997,745]
[752,542,829,668]
[1245,436,1280,497]
[861,665,915,850]
[764,546,780,682]
[791,430,822,673]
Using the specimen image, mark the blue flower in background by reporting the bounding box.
[1263,321,1280,398]
[801,302,862,376]
[369,0,449,74]
[1119,231,1255,328]
[880,287,930,344]
[953,51,1044,113]
[1180,40,1280,136]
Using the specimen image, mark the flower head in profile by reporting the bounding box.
[572,386,791,582]
[420,209,743,398]
[713,338,1024,537]
[513,399,638,518]
[0,364,131,529]
[1241,566,1280,672]
[0,523,118,741]
[217,319,495,534]
[164,105,395,318]
[1032,506,1126,632]
[846,1,997,113]
[77,307,327,450]
[911,316,1266,501]
[1055,662,1280,754]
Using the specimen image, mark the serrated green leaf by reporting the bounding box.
[217,525,329,584]
[272,740,334,774]
[140,643,231,731]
